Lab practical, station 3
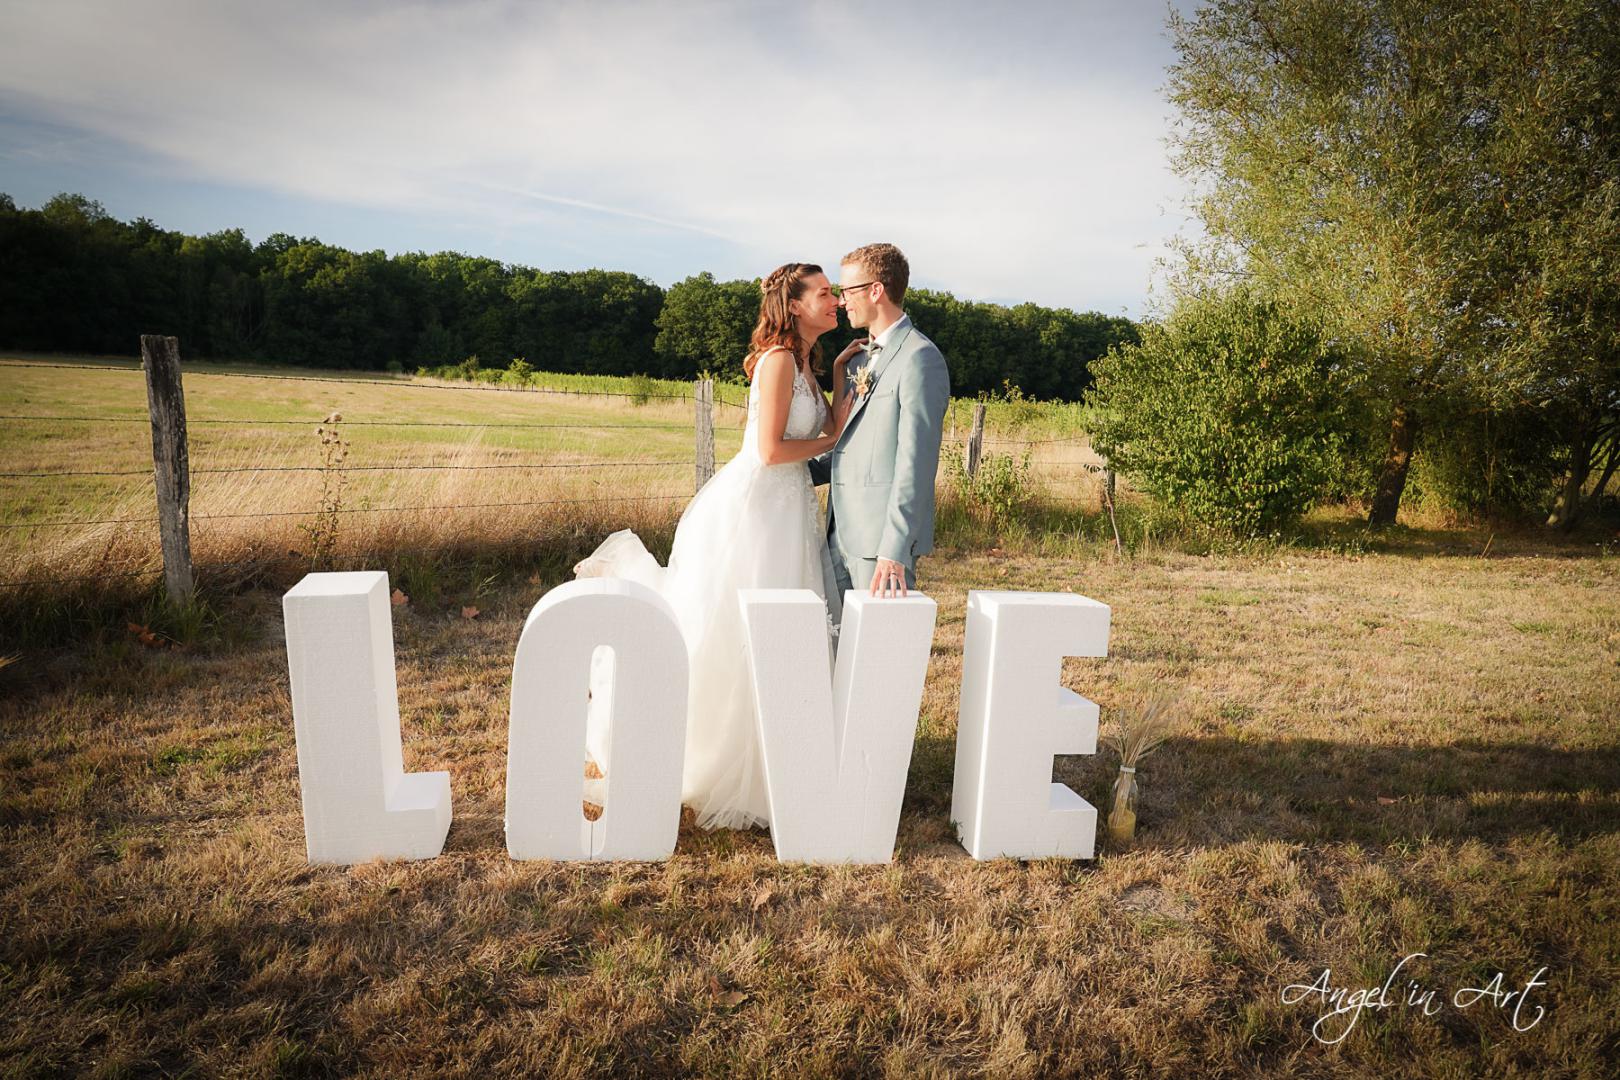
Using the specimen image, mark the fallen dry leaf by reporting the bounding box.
[391,589,408,606]
[461,606,480,620]
[707,976,747,1007]
[1377,796,1397,805]
[127,622,164,649]
[751,887,773,911]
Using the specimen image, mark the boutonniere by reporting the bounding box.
[852,365,875,399]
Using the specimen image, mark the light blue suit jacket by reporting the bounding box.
[809,319,951,566]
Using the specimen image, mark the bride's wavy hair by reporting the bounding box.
[744,262,826,380]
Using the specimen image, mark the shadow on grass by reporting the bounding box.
[1054,734,1620,848]
[1293,510,1620,561]
[934,492,1619,564]
[899,729,1620,855]
[448,728,1620,861]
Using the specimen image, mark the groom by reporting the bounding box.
[809,243,951,611]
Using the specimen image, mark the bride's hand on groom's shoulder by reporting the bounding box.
[834,338,869,367]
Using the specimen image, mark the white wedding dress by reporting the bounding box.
[573,350,839,830]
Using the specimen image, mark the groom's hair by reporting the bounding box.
[842,243,909,304]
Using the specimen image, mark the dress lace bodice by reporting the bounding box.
[743,354,829,449]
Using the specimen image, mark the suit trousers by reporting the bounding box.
[827,515,917,605]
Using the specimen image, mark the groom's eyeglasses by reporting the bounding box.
[832,282,876,299]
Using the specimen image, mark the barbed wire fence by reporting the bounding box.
[0,339,1104,595]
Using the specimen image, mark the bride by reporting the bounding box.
[573,262,862,830]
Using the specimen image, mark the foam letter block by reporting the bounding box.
[950,591,1109,860]
[506,578,688,860]
[740,589,936,863]
[282,571,451,864]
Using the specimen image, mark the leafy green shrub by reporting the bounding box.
[1085,290,1358,535]
[627,373,657,406]
[504,356,534,385]
[981,380,1045,430]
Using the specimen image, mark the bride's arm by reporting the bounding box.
[756,349,842,465]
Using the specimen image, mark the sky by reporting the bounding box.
[0,0,1196,318]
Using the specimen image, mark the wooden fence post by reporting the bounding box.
[966,402,986,480]
[141,334,194,604]
[694,378,715,491]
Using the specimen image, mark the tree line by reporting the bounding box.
[0,193,1137,401]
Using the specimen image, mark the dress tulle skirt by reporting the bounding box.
[574,445,839,830]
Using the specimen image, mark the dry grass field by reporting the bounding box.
[0,355,1099,603]
[0,355,747,595]
[2,356,1617,1076]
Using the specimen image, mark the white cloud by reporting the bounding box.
[0,0,1195,312]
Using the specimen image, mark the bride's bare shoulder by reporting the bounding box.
[752,345,797,379]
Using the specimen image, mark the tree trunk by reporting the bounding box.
[1367,404,1418,526]
[1590,434,1618,502]
[1546,420,1595,532]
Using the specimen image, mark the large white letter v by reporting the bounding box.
[739,590,936,864]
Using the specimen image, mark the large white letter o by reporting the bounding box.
[505,578,688,861]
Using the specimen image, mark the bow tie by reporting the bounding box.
[864,339,883,358]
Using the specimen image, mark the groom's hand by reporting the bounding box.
[869,557,908,598]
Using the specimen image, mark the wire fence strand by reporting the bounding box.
[1,492,691,531]
[979,435,1089,446]
[4,361,680,402]
[1,460,690,479]
[0,568,160,588]
[0,554,428,590]
[1,360,751,408]
[0,415,699,430]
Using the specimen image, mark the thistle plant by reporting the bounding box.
[300,412,348,569]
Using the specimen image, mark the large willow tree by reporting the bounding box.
[1167,0,1618,525]
[1495,3,1620,529]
